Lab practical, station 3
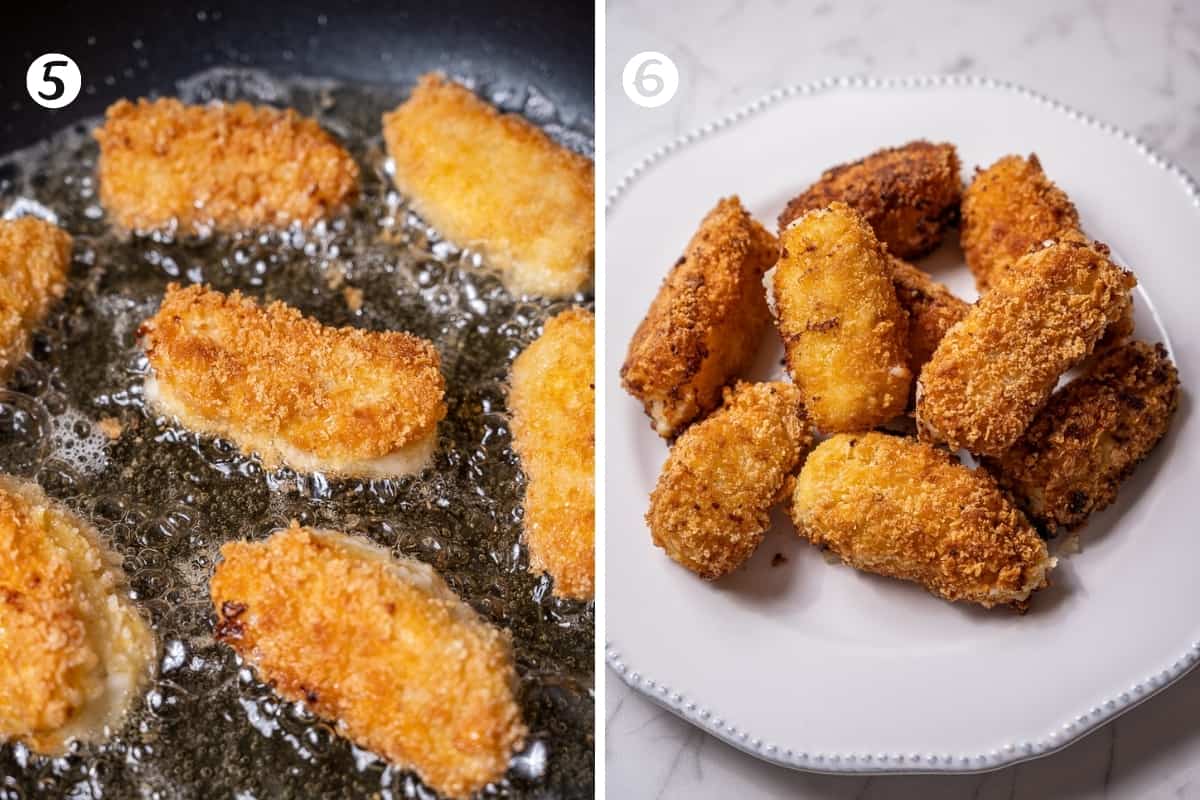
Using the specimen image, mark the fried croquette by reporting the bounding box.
[621,196,777,438]
[94,98,359,233]
[917,238,1135,456]
[139,284,445,477]
[647,382,812,580]
[792,433,1053,609]
[889,257,969,377]
[983,342,1179,535]
[0,217,71,381]
[0,476,155,754]
[960,154,1081,291]
[382,73,594,298]
[778,140,962,258]
[773,202,911,432]
[210,525,525,799]
[508,308,595,600]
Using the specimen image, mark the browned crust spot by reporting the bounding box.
[647,381,813,580]
[508,308,595,599]
[210,524,525,798]
[983,341,1179,534]
[382,73,594,298]
[94,98,359,232]
[778,140,962,258]
[139,283,445,468]
[621,196,777,438]
[960,153,1081,291]
[0,217,72,381]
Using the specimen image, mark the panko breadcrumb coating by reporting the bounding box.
[0,476,155,754]
[647,382,812,580]
[792,433,1053,610]
[621,196,777,438]
[917,238,1135,456]
[94,98,359,233]
[508,308,595,600]
[778,140,962,258]
[960,154,1081,291]
[889,256,969,378]
[139,284,445,476]
[773,203,911,432]
[210,525,525,799]
[983,342,1179,535]
[0,217,71,381]
[382,73,594,298]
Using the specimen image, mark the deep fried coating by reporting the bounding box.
[508,308,595,600]
[647,382,812,579]
[139,284,445,476]
[792,433,1052,609]
[983,342,1179,535]
[773,203,911,432]
[621,196,777,438]
[382,73,594,298]
[94,98,359,233]
[961,154,1081,291]
[917,238,1135,456]
[778,140,962,258]
[210,525,525,799]
[0,217,71,381]
[889,256,969,377]
[0,476,155,754]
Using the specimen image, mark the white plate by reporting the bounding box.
[604,75,1200,774]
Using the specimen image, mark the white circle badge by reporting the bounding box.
[622,51,679,109]
[26,54,82,110]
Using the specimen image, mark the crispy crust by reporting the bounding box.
[210,525,526,799]
[508,308,595,599]
[0,477,155,754]
[0,217,72,381]
[94,98,359,233]
[778,140,962,258]
[139,284,446,474]
[960,154,1081,291]
[889,256,969,378]
[916,239,1136,456]
[792,433,1052,609]
[983,342,1179,535]
[773,202,911,432]
[647,382,813,580]
[621,196,777,438]
[382,73,594,298]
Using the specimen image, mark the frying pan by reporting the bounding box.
[0,0,593,149]
[0,2,594,798]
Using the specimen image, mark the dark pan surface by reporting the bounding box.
[0,4,593,799]
[0,0,594,150]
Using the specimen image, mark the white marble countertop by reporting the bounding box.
[604,1,1200,797]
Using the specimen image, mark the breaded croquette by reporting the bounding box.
[382,73,594,298]
[773,202,911,432]
[889,256,969,377]
[508,308,595,600]
[94,98,359,233]
[621,197,777,438]
[960,154,1081,291]
[792,433,1053,609]
[210,525,525,799]
[917,238,1135,456]
[0,217,71,381]
[0,476,155,754]
[983,342,1179,535]
[139,284,445,477]
[778,140,962,258]
[647,382,812,580]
